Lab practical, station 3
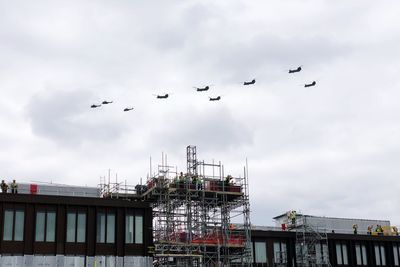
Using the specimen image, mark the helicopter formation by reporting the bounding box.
[90,67,317,111]
[288,66,317,87]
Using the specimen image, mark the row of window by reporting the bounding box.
[254,241,287,263]
[252,241,400,266]
[337,243,386,266]
[2,209,143,244]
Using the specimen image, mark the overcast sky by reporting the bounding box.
[1,0,400,226]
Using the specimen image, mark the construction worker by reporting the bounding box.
[376,224,383,236]
[352,224,358,234]
[192,175,199,189]
[225,175,232,184]
[393,226,399,236]
[1,180,8,193]
[10,180,18,194]
[367,225,373,235]
[289,210,297,225]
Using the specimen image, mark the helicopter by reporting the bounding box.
[243,79,256,85]
[123,107,134,112]
[289,66,302,73]
[193,86,210,92]
[102,100,113,105]
[209,96,221,101]
[304,81,316,87]
[154,94,169,99]
[91,104,101,108]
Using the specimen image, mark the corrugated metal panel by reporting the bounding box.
[115,257,123,267]
[55,255,64,267]
[24,255,34,267]
[0,255,152,267]
[1,256,24,267]
[64,256,85,267]
[86,257,95,267]
[32,255,56,267]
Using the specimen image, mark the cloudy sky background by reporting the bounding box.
[1,0,400,226]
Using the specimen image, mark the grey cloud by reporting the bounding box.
[26,88,128,146]
[151,107,253,154]
[1,1,400,226]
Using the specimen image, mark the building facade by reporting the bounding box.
[251,225,400,267]
[1,187,400,267]
[0,192,153,267]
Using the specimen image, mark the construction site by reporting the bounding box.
[1,146,400,266]
[99,145,253,266]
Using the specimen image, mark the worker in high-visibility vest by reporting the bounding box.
[376,224,383,236]
[11,180,18,194]
[1,180,8,193]
[289,210,297,225]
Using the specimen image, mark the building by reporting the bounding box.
[250,212,400,267]
[0,183,153,267]
[2,184,400,267]
[1,146,400,267]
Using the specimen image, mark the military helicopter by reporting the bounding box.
[243,79,256,85]
[102,100,113,104]
[123,107,134,112]
[193,85,211,92]
[209,96,221,101]
[154,94,169,99]
[91,104,101,108]
[289,66,302,73]
[304,81,316,87]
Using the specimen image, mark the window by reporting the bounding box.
[393,243,400,266]
[273,241,287,263]
[106,214,115,243]
[97,211,115,243]
[375,244,386,266]
[97,213,106,243]
[66,211,86,243]
[316,243,329,264]
[336,243,349,265]
[125,214,143,244]
[135,215,143,244]
[3,209,24,241]
[35,210,56,242]
[125,215,134,243]
[254,242,267,263]
[355,243,368,266]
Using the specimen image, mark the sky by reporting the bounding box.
[1,0,400,226]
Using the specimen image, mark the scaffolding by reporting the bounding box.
[98,171,139,200]
[140,145,252,267]
[294,215,331,267]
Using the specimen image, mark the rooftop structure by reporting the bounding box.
[145,146,251,266]
[97,145,252,266]
[274,212,391,235]
[15,182,100,198]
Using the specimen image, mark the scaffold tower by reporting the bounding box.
[294,215,331,267]
[140,145,252,267]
